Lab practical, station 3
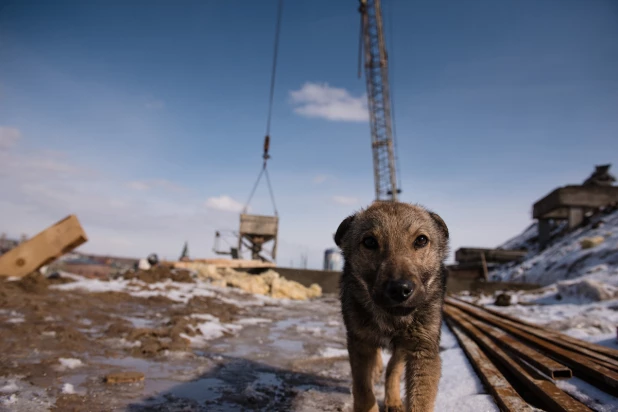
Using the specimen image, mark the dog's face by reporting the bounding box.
[334,201,449,316]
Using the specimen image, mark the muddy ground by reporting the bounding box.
[0,270,354,411]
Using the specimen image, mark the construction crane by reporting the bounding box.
[358,0,401,202]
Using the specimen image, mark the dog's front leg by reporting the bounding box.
[403,353,441,412]
[384,346,405,412]
[348,340,380,412]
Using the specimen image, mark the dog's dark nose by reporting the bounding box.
[385,280,414,303]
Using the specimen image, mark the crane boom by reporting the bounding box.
[359,0,400,202]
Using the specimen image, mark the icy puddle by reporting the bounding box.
[130,295,354,411]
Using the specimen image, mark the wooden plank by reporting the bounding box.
[455,248,527,264]
[0,215,88,278]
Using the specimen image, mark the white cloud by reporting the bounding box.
[289,82,368,122]
[204,195,246,213]
[332,195,359,205]
[145,99,165,110]
[0,126,21,151]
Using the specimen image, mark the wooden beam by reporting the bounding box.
[0,215,88,277]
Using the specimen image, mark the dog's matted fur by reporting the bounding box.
[334,201,450,412]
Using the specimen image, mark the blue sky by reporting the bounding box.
[1,0,617,268]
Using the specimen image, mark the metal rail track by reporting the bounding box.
[445,305,592,412]
[445,297,618,392]
[450,295,618,361]
[446,305,572,380]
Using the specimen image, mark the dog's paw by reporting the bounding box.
[384,403,404,412]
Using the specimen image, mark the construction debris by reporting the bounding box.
[173,261,322,300]
[0,215,87,278]
[170,258,275,269]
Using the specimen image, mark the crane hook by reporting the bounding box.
[263,134,271,166]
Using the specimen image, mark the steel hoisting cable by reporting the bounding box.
[243,0,283,216]
[386,0,402,192]
[265,0,284,138]
[263,167,278,216]
[243,162,279,216]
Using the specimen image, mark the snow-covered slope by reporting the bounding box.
[491,208,618,287]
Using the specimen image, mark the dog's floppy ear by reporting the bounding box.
[334,214,355,247]
[429,212,449,240]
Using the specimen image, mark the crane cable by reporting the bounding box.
[386,0,403,192]
[243,0,284,216]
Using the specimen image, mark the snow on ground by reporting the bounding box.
[482,207,618,346]
[492,208,618,287]
[435,324,499,412]
[56,358,83,371]
[318,347,348,358]
[181,314,243,346]
[50,271,286,307]
[61,383,75,395]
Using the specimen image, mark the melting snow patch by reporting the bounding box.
[0,381,19,393]
[62,383,75,394]
[180,315,243,347]
[215,296,266,307]
[58,358,83,370]
[297,325,322,335]
[51,277,136,293]
[319,347,348,358]
[105,338,142,349]
[236,317,273,325]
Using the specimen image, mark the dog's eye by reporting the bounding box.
[414,235,428,248]
[362,236,379,250]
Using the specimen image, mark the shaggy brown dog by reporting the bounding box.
[334,201,449,412]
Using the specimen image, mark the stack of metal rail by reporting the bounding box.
[443,296,618,411]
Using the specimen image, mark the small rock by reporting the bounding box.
[579,236,604,249]
[494,293,511,307]
[104,371,145,384]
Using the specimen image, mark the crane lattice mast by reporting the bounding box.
[359,0,400,202]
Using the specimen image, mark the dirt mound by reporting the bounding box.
[0,272,74,295]
[123,266,195,284]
